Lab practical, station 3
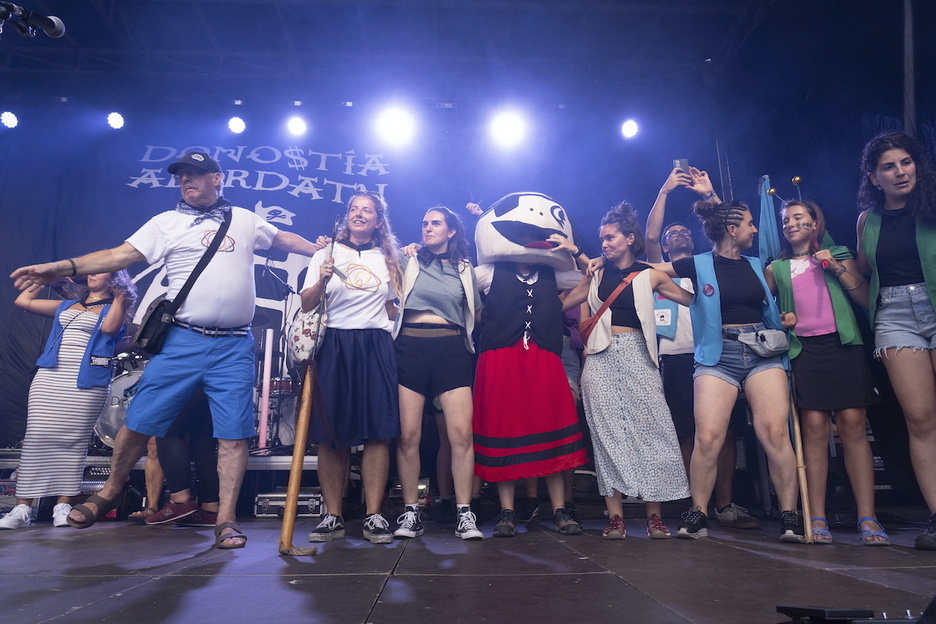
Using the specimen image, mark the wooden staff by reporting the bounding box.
[789,391,813,544]
[278,363,318,556]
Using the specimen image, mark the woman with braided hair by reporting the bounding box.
[653,199,805,543]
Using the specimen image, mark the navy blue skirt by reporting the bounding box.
[312,328,401,448]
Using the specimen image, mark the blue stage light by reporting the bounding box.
[490,111,527,148]
[1,111,17,128]
[229,116,246,134]
[107,112,125,129]
[620,119,639,139]
[287,116,307,136]
[375,106,416,147]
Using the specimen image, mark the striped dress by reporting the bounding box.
[16,309,110,498]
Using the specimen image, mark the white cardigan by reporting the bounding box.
[392,256,479,353]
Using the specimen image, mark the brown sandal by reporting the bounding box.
[127,507,158,524]
[67,494,119,529]
[214,521,247,549]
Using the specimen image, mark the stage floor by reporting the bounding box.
[2,503,934,624]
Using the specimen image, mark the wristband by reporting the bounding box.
[833,265,846,277]
[702,191,716,200]
[67,258,77,276]
[572,247,584,258]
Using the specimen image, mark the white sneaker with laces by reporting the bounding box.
[393,508,424,539]
[52,503,72,528]
[455,511,483,540]
[0,504,33,529]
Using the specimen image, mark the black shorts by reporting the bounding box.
[395,333,474,398]
[660,353,695,439]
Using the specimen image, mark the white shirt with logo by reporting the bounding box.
[127,207,278,327]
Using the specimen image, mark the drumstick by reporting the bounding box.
[278,363,318,556]
[258,328,273,453]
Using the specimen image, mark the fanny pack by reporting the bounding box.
[728,328,789,358]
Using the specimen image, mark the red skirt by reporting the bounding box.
[473,339,587,482]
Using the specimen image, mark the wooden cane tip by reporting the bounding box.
[279,544,318,556]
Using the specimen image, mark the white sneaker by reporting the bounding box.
[393,508,424,539]
[0,504,33,529]
[52,503,72,527]
[455,510,483,540]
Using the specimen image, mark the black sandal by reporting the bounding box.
[214,521,247,549]
[67,494,119,529]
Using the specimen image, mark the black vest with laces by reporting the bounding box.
[478,262,563,356]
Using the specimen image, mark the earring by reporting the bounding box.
[875,185,882,191]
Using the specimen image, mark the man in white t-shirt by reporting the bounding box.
[11,151,320,548]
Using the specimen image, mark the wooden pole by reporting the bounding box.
[789,393,813,544]
[278,363,318,556]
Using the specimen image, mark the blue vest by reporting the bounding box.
[35,300,125,388]
[688,252,787,368]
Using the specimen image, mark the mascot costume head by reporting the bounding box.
[475,192,576,271]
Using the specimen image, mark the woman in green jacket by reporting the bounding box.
[767,199,886,545]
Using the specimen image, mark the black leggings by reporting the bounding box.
[156,387,219,503]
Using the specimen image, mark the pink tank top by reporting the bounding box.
[790,258,837,336]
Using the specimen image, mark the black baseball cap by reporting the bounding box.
[167,151,222,174]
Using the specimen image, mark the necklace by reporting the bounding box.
[791,251,811,258]
[80,294,114,308]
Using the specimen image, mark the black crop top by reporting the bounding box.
[598,262,650,330]
[673,255,764,324]
[876,207,925,286]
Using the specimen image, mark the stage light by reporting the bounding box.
[1,111,17,128]
[228,116,246,134]
[490,110,527,148]
[375,106,416,147]
[621,119,639,139]
[107,112,125,129]
[287,116,307,136]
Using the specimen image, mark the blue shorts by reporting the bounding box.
[693,324,786,390]
[875,282,936,357]
[125,325,256,440]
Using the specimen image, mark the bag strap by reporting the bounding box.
[167,209,233,315]
[587,270,642,322]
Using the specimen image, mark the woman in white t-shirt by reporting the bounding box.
[300,191,403,545]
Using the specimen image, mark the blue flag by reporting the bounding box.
[758,175,781,267]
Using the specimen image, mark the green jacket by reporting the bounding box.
[860,209,936,325]
[771,240,862,359]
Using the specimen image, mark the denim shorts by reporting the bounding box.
[874,282,936,357]
[693,323,786,389]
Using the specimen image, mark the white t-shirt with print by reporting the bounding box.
[127,207,278,327]
[302,243,395,332]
